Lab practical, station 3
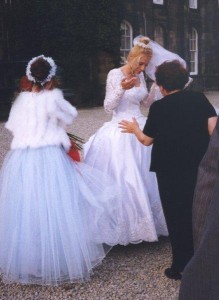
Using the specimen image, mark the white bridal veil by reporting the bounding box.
[133,35,187,81]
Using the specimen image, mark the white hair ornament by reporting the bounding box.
[26,54,57,85]
[136,42,152,49]
[133,35,149,47]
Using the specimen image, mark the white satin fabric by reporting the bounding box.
[84,68,168,245]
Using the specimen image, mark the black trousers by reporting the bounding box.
[179,178,219,300]
[156,169,198,272]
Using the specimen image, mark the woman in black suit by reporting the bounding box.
[119,60,217,280]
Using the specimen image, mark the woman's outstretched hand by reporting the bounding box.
[119,117,139,133]
[119,118,154,146]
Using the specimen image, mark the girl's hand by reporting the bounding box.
[119,117,139,133]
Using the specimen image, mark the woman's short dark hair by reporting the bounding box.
[155,60,189,91]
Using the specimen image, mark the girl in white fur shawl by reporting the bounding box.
[0,55,120,285]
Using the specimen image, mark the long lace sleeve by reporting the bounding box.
[104,69,125,113]
[142,82,163,108]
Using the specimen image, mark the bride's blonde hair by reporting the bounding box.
[127,36,152,63]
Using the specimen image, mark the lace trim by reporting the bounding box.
[95,217,168,246]
[104,69,125,113]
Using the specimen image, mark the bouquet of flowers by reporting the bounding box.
[67,133,85,162]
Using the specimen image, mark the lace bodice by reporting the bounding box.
[104,68,151,120]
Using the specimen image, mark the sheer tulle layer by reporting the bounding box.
[0,146,120,285]
[84,117,168,245]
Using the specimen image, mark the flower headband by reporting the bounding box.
[133,36,152,50]
[136,41,152,50]
[26,55,57,85]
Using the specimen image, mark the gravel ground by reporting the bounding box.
[0,91,218,300]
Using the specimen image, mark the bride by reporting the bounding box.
[84,36,186,245]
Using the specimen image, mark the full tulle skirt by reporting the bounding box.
[0,146,120,285]
[84,115,168,245]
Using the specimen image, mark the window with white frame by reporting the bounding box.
[153,0,164,4]
[154,26,165,47]
[189,0,197,9]
[189,28,198,75]
[120,20,133,64]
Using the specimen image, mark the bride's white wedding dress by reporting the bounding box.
[84,68,168,245]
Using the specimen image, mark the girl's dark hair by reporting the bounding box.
[19,76,58,92]
[155,60,189,91]
[30,57,51,83]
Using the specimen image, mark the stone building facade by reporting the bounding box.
[0,1,22,89]
[0,0,218,112]
[0,0,16,118]
[120,0,219,90]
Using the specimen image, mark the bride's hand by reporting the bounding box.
[121,76,137,90]
[119,117,139,133]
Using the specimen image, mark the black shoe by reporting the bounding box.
[164,268,182,280]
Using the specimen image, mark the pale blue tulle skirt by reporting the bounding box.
[0,146,120,285]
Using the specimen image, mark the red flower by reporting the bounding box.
[68,140,81,162]
[67,133,84,162]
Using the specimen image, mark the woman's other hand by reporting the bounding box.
[119,118,154,146]
[119,117,139,133]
